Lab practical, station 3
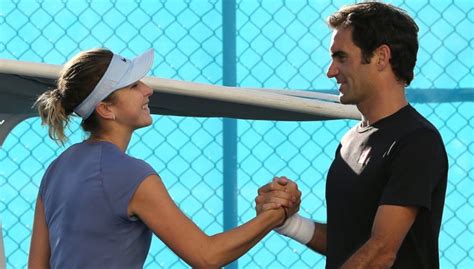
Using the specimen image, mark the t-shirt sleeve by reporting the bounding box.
[101,153,157,220]
[39,158,58,201]
[380,129,447,210]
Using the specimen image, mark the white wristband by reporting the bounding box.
[274,214,315,244]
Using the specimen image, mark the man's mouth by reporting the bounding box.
[338,82,346,92]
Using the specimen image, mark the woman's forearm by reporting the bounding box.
[197,208,285,268]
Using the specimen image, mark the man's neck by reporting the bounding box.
[357,85,408,126]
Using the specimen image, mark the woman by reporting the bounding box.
[28,48,300,269]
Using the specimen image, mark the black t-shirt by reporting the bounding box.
[325,105,448,269]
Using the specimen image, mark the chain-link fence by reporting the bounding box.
[1,0,473,268]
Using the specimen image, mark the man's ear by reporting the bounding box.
[375,44,391,70]
[95,102,116,120]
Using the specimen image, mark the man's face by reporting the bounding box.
[327,27,376,105]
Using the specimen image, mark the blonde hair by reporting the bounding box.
[35,48,113,144]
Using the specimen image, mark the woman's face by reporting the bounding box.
[109,80,154,131]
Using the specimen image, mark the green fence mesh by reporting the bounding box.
[0,0,473,268]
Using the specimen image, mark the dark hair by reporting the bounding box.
[35,48,113,144]
[328,1,419,85]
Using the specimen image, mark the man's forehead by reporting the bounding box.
[329,28,356,52]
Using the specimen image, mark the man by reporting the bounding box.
[256,2,448,268]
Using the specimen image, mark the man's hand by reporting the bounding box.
[255,176,301,219]
[256,177,317,247]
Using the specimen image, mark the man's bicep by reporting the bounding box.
[371,205,418,253]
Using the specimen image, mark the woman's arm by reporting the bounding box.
[28,197,51,269]
[128,174,288,268]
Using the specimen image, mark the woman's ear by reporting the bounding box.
[95,102,115,120]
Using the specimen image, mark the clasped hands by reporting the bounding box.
[255,176,301,227]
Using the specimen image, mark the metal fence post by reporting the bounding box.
[222,0,238,268]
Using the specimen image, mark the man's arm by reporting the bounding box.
[341,205,418,269]
[256,178,325,252]
[305,222,327,255]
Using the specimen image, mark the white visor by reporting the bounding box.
[74,48,154,119]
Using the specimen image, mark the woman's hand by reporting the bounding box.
[255,176,301,225]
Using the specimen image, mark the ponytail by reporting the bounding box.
[35,88,70,144]
[35,48,113,145]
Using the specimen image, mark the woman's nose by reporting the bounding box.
[141,81,153,97]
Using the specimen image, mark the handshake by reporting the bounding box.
[255,177,315,245]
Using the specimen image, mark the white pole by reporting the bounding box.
[0,218,6,269]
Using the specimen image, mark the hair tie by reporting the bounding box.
[53,89,64,100]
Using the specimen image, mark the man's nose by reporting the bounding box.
[326,61,338,78]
